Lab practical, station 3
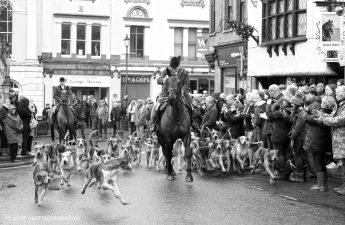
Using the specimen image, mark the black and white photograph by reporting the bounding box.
[0,0,345,224]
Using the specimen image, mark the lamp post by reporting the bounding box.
[124,34,130,109]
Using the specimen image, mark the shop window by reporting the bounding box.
[188,28,197,60]
[76,24,86,56]
[61,23,71,55]
[228,0,233,20]
[262,0,307,42]
[202,28,209,35]
[0,1,12,54]
[190,80,198,94]
[174,28,183,57]
[198,78,209,94]
[91,24,101,56]
[130,26,144,58]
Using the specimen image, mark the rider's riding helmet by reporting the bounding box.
[59,77,66,82]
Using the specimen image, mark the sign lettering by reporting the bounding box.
[124,0,150,5]
[70,0,96,2]
[121,76,150,84]
[181,0,205,8]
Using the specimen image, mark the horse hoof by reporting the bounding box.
[185,176,193,183]
[167,175,175,181]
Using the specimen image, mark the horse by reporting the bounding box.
[322,19,334,41]
[156,76,193,182]
[54,90,75,143]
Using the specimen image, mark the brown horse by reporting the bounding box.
[55,90,75,143]
[157,76,193,182]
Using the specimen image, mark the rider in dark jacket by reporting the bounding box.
[52,77,73,122]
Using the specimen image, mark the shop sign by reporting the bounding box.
[321,13,340,62]
[196,34,209,57]
[180,0,205,8]
[69,0,96,2]
[53,75,110,87]
[124,0,150,4]
[216,46,242,67]
[121,75,150,84]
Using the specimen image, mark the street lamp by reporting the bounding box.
[124,34,130,109]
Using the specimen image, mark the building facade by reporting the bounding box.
[207,0,256,95]
[40,0,212,113]
[247,0,342,88]
[0,0,43,109]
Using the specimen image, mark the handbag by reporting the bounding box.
[30,117,38,129]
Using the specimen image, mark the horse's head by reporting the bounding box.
[60,90,69,103]
[167,76,181,106]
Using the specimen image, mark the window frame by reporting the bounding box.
[130,26,144,58]
[210,0,216,33]
[262,0,307,45]
[91,24,101,57]
[188,28,197,60]
[240,0,248,24]
[61,23,71,55]
[76,23,86,56]
[0,1,12,54]
[174,27,183,58]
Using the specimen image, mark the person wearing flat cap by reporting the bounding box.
[52,77,73,122]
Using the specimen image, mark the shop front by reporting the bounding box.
[48,75,121,105]
[189,76,215,95]
[121,74,151,101]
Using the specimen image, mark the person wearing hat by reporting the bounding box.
[289,90,307,182]
[150,56,198,133]
[52,77,73,122]
[96,99,109,141]
[4,104,23,162]
[110,100,126,137]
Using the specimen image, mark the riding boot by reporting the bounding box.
[150,108,159,133]
[53,104,60,123]
[185,102,199,132]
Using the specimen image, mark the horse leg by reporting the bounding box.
[183,134,193,182]
[165,144,175,181]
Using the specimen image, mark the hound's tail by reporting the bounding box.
[89,130,98,147]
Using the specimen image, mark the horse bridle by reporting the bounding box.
[167,87,181,103]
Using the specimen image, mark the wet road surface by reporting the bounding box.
[0,150,345,225]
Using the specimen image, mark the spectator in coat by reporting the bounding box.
[88,96,98,132]
[134,99,145,138]
[110,101,126,137]
[143,99,154,136]
[201,96,218,131]
[17,97,32,156]
[266,84,292,180]
[127,100,137,135]
[253,92,267,144]
[9,88,19,107]
[47,103,55,142]
[96,99,109,140]
[316,86,345,195]
[317,83,325,97]
[325,84,337,99]
[42,103,50,121]
[303,90,332,191]
[4,105,23,162]
[242,93,255,138]
[85,96,91,128]
[221,102,244,139]
[289,91,307,182]
[0,99,10,156]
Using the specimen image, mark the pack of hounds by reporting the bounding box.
[32,128,279,206]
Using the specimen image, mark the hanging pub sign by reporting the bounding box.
[321,12,340,62]
[180,0,205,8]
[121,75,150,84]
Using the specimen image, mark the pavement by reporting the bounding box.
[0,150,344,225]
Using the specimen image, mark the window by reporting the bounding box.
[240,0,248,23]
[210,0,215,33]
[130,26,144,58]
[202,28,209,35]
[188,28,197,60]
[76,24,86,56]
[61,23,71,55]
[262,0,307,42]
[174,28,183,57]
[91,24,101,56]
[0,1,12,53]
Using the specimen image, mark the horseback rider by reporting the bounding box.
[52,77,74,122]
[150,56,198,133]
